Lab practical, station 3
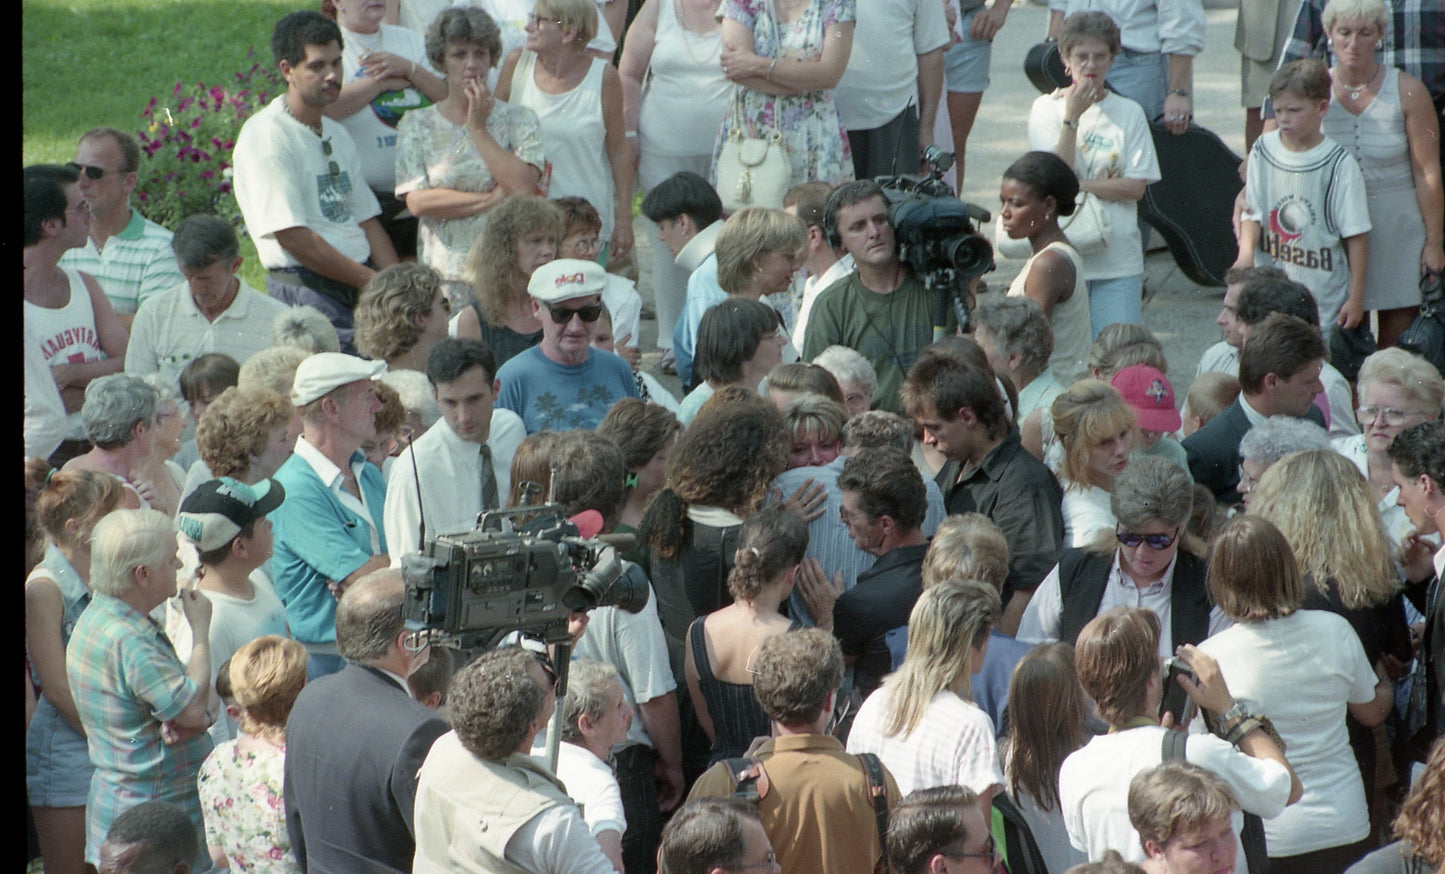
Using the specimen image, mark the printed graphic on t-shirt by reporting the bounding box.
[1264,195,1334,272]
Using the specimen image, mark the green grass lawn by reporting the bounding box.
[24,0,298,286]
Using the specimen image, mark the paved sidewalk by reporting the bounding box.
[631,1,1247,393]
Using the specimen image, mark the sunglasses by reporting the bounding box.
[546,303,602,324]
[1115,529,1180,550]
[321,139,341,177]
[68,161,112,181]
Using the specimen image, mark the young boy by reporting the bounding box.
[1235,59,1371,332]
[175,477,290,742]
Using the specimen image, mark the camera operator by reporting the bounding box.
[412,646,614,874]
[801,180,958,415]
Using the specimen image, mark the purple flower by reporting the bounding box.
[137,191,148,202]
[210,86,225,102]
[218,181,232,194]
[172,81,183,96]
[190,117,201,129]
[200,170,214,180]
[211,137,224,149]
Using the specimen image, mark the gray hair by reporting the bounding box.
[841,410,913,452]
[560,659,621,744]
[1110,456,1194,530]
[238,345,311,395]
[141,372,182,409]
[814,345,879,397]
[379,368,442,430]
[1239,416,1332,468]
[1357,347,1444,417]
[973,296,1053,376]
[1322,0,1389,32]
[272,305,341,354]
[171,214,239,270]
[89,509,175,597]
[82,373,159,448]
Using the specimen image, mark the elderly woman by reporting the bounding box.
[811,345,877,418]
[712,0,856,187]
[394,7,544,302]
[678,298,787,424]
[24,461,125,874]
[1320,0,1443,348]
[135,375,190,514]
[685,505,805,764]
[271,305,341,355]
[322,0,447,257]
[453,195,564,366]
[596,399,682,537]
[354,263,452,373]
[496,0,633,261]
[1250,449,1410,824]
[1200,516,1393,874]
[675,207,807,388]
[1235,415,1332,507]
[972,296,1063,425]
[1028,12,1161,336]
[197,635,309,873]
[62,373,159,511]
[846,578,1003,812]
[1051,380,1136,547]
[1332,348,1443,546]
[556,659,631,874]
[191,387,297,490]
[1019,455,1223,655]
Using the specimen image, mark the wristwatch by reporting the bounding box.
[1219,700,1250,725]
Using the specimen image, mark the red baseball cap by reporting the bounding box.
[1111,364,1181,433]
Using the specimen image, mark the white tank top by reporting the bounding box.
[511,53,616,238]
[638,0,731,159]
[25,267,103,366]
[1007,241,1091,386]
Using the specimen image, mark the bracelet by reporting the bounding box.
[625,131,638,138]
[767,57,778,81]
[1061,119,1079,130]
[1168,88,1190,97]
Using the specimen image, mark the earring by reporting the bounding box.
[625,472,639,489]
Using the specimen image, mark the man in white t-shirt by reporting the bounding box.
[234,11,400,354]
[832,0,949,181]
[125,214,289,387]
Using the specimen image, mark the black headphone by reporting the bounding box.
[822,180,888,250]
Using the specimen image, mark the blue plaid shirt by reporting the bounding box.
[66,593,212,865]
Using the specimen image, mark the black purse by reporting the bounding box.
[1398,269,1445,373]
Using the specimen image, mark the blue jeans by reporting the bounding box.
[1087,274,1144,337]
[1106,50,1166,123]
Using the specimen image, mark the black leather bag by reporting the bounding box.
[1398,269,1445,373]
[1330,323,1378,383]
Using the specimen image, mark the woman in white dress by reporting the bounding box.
[1050,379,1135,547]
[1319,0,1443,348]
[620,0,733,364]
[999,150,1090,387]
[496,0,633,263]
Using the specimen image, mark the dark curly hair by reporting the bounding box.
[450,646,547,761]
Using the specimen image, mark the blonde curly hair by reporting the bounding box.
[465,195,564,326]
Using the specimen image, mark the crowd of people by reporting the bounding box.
[22,0,1445,871]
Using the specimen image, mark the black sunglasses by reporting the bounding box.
[546,303,602,324]
[1115,528,1180,550]
[68,162,110,181]
[321,139,340,177]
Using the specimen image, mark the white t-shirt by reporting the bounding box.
[832,0,949,131]
[338,24,435,190]
[1028,91,1161,281]
[846,685,1004,797]
[1061,484,1115,548]
[555,742,626,838]
[1197,610,1380,856]
[1244,131,1371,329]
[1059,726,1292,869]
[233,99,382,270]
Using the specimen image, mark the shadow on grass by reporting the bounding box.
[23,0,296,165]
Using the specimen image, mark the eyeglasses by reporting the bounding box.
[546,303,603,324]
[730,851,780,873]
[68,161,112,181]
[1116,528,1180,550]
[436,296,453,314]
[1235,464,1263,494]
[321,138,340,177]
[943,834,999,863]
[567,236,601,256]
[1356,406,1425,427]
[839,506,869,525]
[526,12,563,26]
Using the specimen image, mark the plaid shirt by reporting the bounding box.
[1274,0,1445,118]
[66,592,212,864]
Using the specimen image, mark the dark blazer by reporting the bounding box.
[284,663,449,874]
[1182,397,1326,503]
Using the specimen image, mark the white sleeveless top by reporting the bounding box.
[25,267,105,438]
[638,0,731,159]
[1007,240,1090,386]
[510,53,616,238]
[1322,67,1414,192]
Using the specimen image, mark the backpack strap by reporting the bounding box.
[723,757,769,803]
[855,752,890,853]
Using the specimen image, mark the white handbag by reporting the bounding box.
[714,0,790,212]
[995,190,1111,259]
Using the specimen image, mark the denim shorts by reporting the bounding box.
[945,8,993,93]
[26,698,93,807]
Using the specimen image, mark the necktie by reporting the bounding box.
[480,443,500,510]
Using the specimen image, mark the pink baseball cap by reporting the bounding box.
[1111,364,1182,433]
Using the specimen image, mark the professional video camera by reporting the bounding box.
[875,145,995,333]
[400,505,649,650]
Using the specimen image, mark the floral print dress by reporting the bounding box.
[197,739,300,873]
[712,0,856,186]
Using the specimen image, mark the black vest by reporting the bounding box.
[1056,548,1212,648]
